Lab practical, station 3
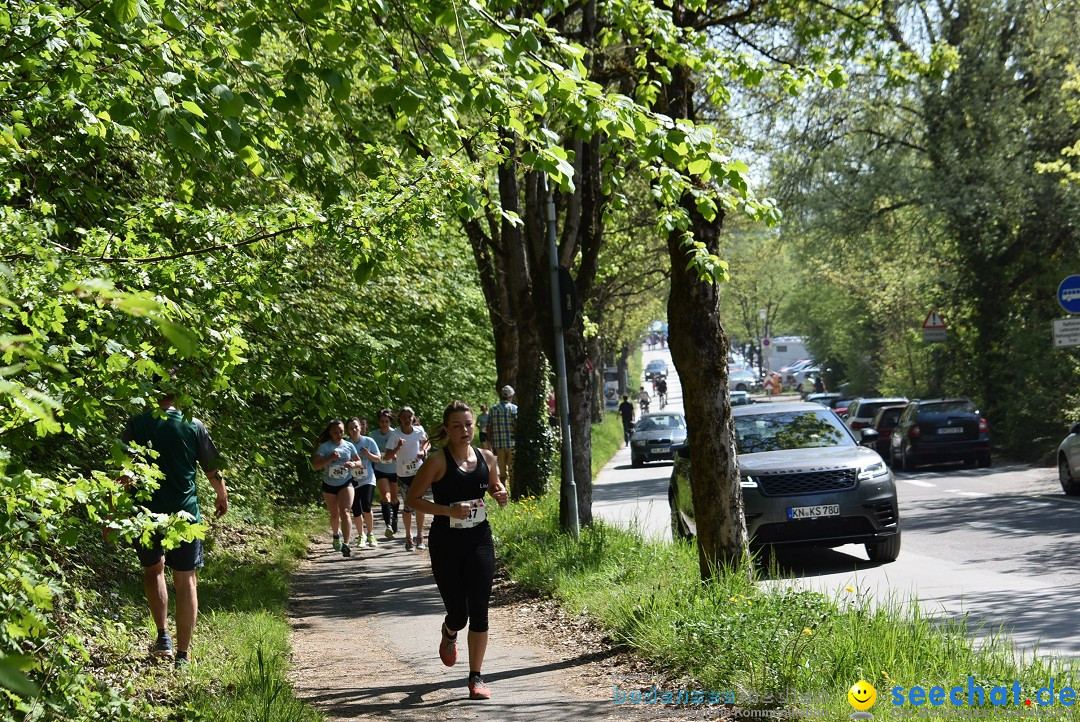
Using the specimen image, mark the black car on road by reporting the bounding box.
[889,398,990,471]
[645,359,668,380]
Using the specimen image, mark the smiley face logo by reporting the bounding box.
[848,680,877,711]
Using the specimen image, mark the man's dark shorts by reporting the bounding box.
[135,535,204,572]
[376,471,397,486]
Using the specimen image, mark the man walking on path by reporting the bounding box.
[618,395,635,446]
[486,385,517,496]
[120,387,228,665]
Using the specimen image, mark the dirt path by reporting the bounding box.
[286,530,727,721]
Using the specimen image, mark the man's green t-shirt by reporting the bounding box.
[122,408,219,523]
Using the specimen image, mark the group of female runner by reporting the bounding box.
[311,401,509,700]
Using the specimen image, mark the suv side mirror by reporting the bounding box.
[1072,421,1080,436]
[859,428,879,446]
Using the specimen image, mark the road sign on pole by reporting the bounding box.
[1053,318,1080,348]
[1058,275,1080,314]
[921,308,947,343]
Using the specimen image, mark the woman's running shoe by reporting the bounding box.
[468,674,491,700]
[439,625,457,667]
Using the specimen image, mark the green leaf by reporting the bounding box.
[112,0,139,24]
[157,320,198,357]
[162,10,186,31]
[181,100,206,118]
[238,145,264,175]
[0,656,37,698]
[687,158,710,175]
[153,87,171,108]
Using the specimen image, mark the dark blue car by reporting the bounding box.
[889,398,991,470]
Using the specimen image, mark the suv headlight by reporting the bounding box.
[740,475,758,488]
[858,462,888,481]
[632,439,646,447]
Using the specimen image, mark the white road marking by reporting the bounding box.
[1012,498,1054,508]
[954,491,988,498]
[898,478,936,487]
[967,521,1026,535]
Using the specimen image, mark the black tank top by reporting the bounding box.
[432,446,490,507]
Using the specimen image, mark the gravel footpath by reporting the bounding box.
[286,528,729,721]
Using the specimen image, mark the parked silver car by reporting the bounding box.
[1058,421,1080,496]
[669,402,901,562]
[729,366,761,393]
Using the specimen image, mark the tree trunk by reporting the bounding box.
[662,14,750,580]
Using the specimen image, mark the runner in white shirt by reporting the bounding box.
[384,406,430,551]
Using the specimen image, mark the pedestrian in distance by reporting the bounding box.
[476,404,490,450]
[368,409,401,539]
[346,417,385,549]
[383,406,430,551]
[117,382,228,665]
[485,385,518,497]
[312,419,362,558]
[813,375,825,394]
[618,395,635,447]
[406,400,509,701]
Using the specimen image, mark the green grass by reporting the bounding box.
[490,467,1078,720]
[589,347,643,478]
[590,410,625,478]
[96,509,325,722]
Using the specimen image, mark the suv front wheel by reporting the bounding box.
[866,530,901,563]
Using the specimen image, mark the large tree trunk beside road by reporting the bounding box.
[661,17,750,580]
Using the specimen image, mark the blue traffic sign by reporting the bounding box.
[1059,275,1080,314]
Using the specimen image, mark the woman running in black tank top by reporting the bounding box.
[406,400,508,701]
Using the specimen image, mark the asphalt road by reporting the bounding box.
[593,345,1080,661]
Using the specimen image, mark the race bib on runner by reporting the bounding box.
[402,457,421,476]
[327,464,349,481]
[449,499,486,529]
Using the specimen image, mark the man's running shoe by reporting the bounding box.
[174,651,190,668]
[468,674,491,700]
[341,542,351,557]
[332,534,342,551]
[366,533,378,548]
[415,537,427,551]
[439,625,457,667]
[383,527,395,540]
[153,632,174,658]
[405,537,414,552]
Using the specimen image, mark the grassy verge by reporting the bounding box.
[590,348,644,477]
[490,466,1076,719]
[94,510,325,722]
[590,410,625,478]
